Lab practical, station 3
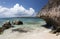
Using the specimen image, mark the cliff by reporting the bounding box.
[37,0,60,34]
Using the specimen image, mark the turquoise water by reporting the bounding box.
[0,17,46,29]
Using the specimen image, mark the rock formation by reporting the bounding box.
[0,20,23,34]
[2,20,13,29]
[12,20,23,25]
[37,0,60,34]
[0,20,13,34]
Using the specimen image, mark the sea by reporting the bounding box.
[0,17,46,29]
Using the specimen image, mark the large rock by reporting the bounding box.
[37,0,60,34]
[2,20,13,29]
[12,20,23,25]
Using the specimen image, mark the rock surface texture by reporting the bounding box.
[37,0,60,35]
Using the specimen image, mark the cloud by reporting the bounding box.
[0,3,36,17]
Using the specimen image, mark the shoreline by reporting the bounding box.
[0,27,60,39]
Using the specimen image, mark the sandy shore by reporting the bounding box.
[0,27,60,39]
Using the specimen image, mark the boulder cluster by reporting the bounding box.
[0,20,23,34]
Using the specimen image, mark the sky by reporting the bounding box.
[0,0,48,18]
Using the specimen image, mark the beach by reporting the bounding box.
[0,27,60,39]
[0,17,60,39]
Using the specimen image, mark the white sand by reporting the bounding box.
[0,28,60,39]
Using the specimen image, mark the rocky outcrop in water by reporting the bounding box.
[12,20,23,25]
[0,20,23,34]
[37,0,60,35]
[2,20,13,29]
[0,20,13,34]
